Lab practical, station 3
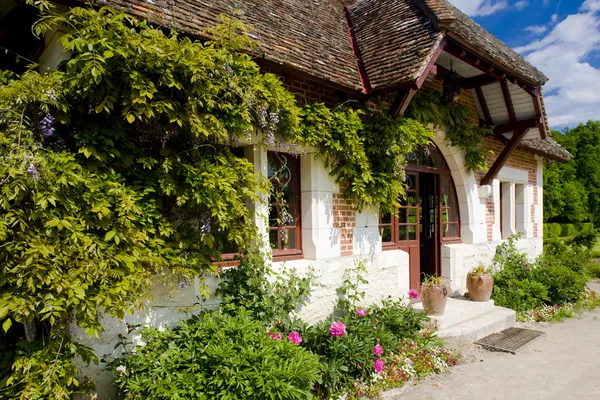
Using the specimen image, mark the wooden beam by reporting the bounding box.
[475,86,493,125]
[493,117,541,135]
[390,87,418,119]
[390,38,446,119]
[500,79,516,123]
[481,127,530,185]
[445,40,533,91]
[526,87,548,140]
[415,38,447,89]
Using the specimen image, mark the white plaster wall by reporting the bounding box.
[441,236,543,296]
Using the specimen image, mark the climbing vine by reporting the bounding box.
[0,4,491,398]
[406,91,494,172]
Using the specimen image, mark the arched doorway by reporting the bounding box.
[379,145,461,291]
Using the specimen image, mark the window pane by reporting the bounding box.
[269,229,279,249]
[381,226,392,242]
[398,209,407,224]
[408,208,416,224]
[269,206,279,226]
[407,192,417,206]
[443,224,458,238]
[407,174,417,190]
[281,228,297,250]
[380,212,392,224]
[399,225,407,241]
[408,225,417,240]
[448,206,458,223]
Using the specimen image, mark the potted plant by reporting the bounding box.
[466,263,494,302]
[421,275,448,315]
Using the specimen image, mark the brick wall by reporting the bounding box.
[333,191,356,256]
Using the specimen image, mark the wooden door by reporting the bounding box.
[398,172,421,291]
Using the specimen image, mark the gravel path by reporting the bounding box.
[383,281,600,400]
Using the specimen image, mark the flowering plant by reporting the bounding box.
[329,321,347,337]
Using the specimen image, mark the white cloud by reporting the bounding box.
[516,5,600,127]
[515,1,529,10]
[447,0,508,17]
[525,25,548,34]
[551,13,559,23]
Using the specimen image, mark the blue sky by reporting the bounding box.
[448,0,600,129]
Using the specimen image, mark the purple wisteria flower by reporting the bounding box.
[27,163,40,181]
[40,113,55,138]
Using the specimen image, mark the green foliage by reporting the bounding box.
[216,248,314,328]
[545,122,600,225]
[108,311,322,400]
[301,263,428,398]
[493,235,590,313]
[405,91,493,172]
[532,265,587,305]
[0,332,97,400]
[544,223,563,239]
[298,105,432,213]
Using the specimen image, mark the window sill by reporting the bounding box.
[272,251,304,263]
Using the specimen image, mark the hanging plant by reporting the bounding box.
[405,91,494,172]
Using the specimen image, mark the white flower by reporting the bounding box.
[116,365,127,376]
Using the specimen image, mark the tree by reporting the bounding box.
[544,121,600,225]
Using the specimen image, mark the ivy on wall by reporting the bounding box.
[405,91,494,172]
[0,4,492,398]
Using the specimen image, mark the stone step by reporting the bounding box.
[412,297,496,330]
[436,306,516,341]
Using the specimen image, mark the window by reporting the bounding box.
[268,151,302,259]
[441,175,460,240]
[380,172,419,248]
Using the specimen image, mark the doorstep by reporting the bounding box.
[412,297,516,341]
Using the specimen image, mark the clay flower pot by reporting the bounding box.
[466,272,494,302]
[420,284,448,316]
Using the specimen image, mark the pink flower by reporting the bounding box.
[270,333,282,340]
[329,321,347,337]
[408,289,419,299]
[374,344,384,356]
[356,309,366,317]
[374,359,385,373]
[287,331,302,345]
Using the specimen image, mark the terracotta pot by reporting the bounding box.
[420,284,448,315]
[466,273,494,302]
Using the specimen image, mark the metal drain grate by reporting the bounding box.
[475,327,545,354]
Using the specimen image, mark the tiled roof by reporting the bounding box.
[348,0,443,90]
[87,0,363,90]
[424,0,548,85]
[520,138,571,162]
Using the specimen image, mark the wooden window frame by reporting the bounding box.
[380,172,420,250]
[268,151,303,262]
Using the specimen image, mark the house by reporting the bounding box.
[0,0,570,394]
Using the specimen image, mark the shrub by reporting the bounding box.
[544,223,562,239]
[493,235,590,313]
[108,311,322,400]
[532,265,587,304]
[569,226,598,249]
[586,263,600,279]
[216,249,314,329]
[561,223,578,237]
